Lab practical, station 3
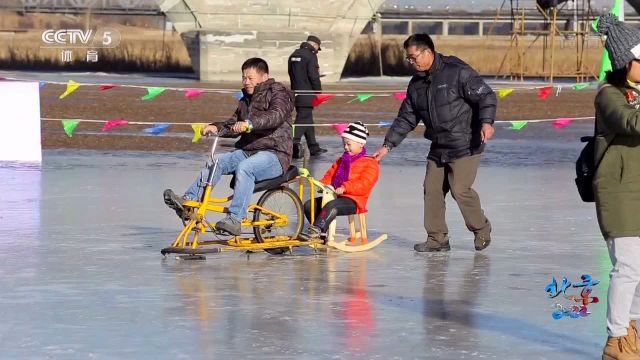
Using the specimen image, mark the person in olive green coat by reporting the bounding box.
[594,13,640,360]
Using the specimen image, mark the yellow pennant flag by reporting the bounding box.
[59,80,80,99]
[191,124,204,143]
[498,88,513,98]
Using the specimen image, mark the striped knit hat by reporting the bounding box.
[341,121,369,144]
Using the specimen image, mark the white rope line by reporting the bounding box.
[2,76,595,96]
[41,116,595,126]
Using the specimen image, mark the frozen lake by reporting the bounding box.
[0,131,611,359]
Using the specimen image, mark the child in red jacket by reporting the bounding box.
[301,121,380,241]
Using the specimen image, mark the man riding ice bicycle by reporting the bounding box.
[163,57,295,236]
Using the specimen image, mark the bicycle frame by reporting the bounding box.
[170,134,298,250]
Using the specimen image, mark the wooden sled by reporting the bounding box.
[320,188,387,253]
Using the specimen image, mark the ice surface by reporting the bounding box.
[0,128,610,359]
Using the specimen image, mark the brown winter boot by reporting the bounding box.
[602,334,640,360]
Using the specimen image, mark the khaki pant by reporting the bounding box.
[423,154,490,242]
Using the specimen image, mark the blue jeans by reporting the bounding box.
[184,149,283,220]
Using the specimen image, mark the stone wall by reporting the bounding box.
[157,0,384,82]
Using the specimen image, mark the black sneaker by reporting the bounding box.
[309,147,327,157]
[298,225,322,242]
[163,189,185,219]
[414,237,451,252]
[215,215,241,236]
[474,233,491,251]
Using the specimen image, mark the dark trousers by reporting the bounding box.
[304,196,357,232]
[293,106,320,152]
[424,154,491,242]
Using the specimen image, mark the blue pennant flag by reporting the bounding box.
[378,120,394,128]
[143,124,170,135]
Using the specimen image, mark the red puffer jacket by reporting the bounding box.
[321,156,380,213]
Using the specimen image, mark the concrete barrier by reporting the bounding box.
[0,81,41,162]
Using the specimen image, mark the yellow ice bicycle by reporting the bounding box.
[160,131,387,258]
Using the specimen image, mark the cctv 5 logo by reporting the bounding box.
[41,29,120,48]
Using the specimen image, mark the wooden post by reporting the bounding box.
[359,213,368,244]
[550,7,557,83]
[348,215,357,244]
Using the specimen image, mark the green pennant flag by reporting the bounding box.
[595,0,623,80]
[357,93,374,102]
[572,82,591,90]
[62,120,80,137]
[509,121,528,130]
[141,87,166,101]
[348,93,374,103]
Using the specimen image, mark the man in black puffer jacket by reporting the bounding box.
[288,35,327,158]
[373,33,497,253]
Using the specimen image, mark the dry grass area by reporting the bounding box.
[343,35,604,79]
[1,11,605,78]
[0,11,192,72]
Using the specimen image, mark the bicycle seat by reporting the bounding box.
[230,165,299,193]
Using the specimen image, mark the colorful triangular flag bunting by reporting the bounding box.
[143,124,170,135]
[191,124,204,143]
[185,89,205,98]
[378,120,393,128]
[102,119,129,132]
[538,86,553,100]
[498,88,513,98]
[572,82,591,90]
[141,87,166,101]
[349,93,374,103]
[509,121,528,130]
[59,80,80,99]
[61,120,80,137]
[99,84,116,91]
[393,92,407,101]
[312,94,335,107]
[331,123,349,134]
[553,118,572,129]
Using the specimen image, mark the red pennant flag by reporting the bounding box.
[99,84,116,91]
[331,123,349,134]
[553,118,572,129]
[102,119,129,132]
[393,92,407,101]
[538,86,553,100]
[312,94,335,107]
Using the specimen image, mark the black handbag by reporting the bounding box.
[575,135,597,202]
[575,122,613,203]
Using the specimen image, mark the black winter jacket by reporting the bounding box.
[383,53,497,163]
[288,42,322,107]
